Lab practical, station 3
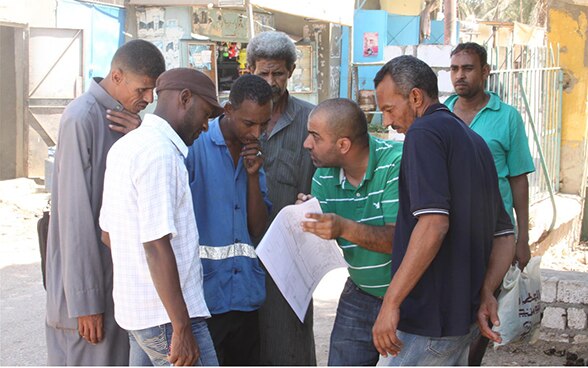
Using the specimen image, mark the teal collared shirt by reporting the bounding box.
[445,91,535,223]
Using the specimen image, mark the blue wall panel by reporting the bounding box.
[353,10,388,63]
[387,14,420,46]
[422,20,461,45]
[57,0,125,91]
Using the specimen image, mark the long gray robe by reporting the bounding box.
[258,94,317,365]
[45,78,129,365]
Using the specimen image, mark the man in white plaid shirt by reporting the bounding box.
[100,68,224,366]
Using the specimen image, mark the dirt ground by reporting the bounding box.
[1,177,587,366]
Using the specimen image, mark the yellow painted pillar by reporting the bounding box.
[547,2,588,196]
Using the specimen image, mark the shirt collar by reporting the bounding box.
[208,116,225,146]
[336,135,378,189]
[483,91,501,111]
[446,91,501,112]
[88,77,125,113]
[423,103,450,117]
[267,92,300,138]
[141,113,189,158]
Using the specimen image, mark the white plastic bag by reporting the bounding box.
[493,256,542,348]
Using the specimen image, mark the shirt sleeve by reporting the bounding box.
[494,193,515,237]
[55,111,105,318]
[404,127,451,218]
[506,108,536,177]
[381,146,402,224]
[134,147,180,243]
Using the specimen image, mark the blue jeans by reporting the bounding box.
[328,278,383,366]
[128,318,218,366]
[376,324,480,366]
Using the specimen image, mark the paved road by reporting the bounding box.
[0,259,346,366]
[0,178,348,365]
[1,262,47,366]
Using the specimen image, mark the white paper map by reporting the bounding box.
[256,198,347,322]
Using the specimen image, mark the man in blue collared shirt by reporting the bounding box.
[186,74,273,365]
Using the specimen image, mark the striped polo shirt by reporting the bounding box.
[311,134,403,297]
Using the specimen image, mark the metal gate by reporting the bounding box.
[487,45,563,206]
[27,27,83,177]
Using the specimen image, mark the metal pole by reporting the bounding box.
[245,0,255,38]
[443,0,456,45]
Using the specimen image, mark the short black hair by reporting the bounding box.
[451,42,488,67]
[374,55,438,100]
[229,74,273,109]
[111,39,166,79]
[310,98,368,145]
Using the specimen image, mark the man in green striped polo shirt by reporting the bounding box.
[299,98,402,365]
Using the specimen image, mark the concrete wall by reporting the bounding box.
[547,2,588,197]
[541,269,588,344]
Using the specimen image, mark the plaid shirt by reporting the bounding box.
[100,114,210,331]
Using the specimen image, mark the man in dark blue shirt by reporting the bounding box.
[372,55,515,366]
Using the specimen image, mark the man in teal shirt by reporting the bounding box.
[300,98,403,365]
[445,42,535,366]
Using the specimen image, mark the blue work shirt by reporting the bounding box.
[186,117,271,315]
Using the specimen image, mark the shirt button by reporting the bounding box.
[356,193,361,197]
[235,238,240,243]
[235,204,240,210]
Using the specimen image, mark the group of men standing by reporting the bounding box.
[45,27,534,367]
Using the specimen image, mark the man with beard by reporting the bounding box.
[100,68,223,366]
[186,74,273,365]
[300,98,402,366]
[246,31,317,365]
[445,42,535,366]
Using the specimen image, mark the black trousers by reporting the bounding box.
[206,310,260,366]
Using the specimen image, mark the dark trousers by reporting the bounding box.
[206,310,260,366]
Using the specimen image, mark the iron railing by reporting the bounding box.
[487,45,563,205]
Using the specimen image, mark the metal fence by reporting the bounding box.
[487,45,563,204]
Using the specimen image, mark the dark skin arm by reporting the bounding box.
[241,141,269,238]
[372,214,449,357]
[477,234,516,343]
[144,235,199,366]
[101,231,110,249]
[106,109,141,134]
[78,232,110,344]
[509,174,531,269]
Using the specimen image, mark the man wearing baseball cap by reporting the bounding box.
[99,68,222,366]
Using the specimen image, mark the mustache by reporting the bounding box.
[271,86,281,95]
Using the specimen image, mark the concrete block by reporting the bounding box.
[383,45,405,62]
[573,334,588,344]
[541,276,558,303]
[405,45,417,57]
[557,279,588,304]
[567,308,587,330]
[539,330,570,343]
[437,70,453,94]
[542,307,567,330]
[416,45,452,68]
